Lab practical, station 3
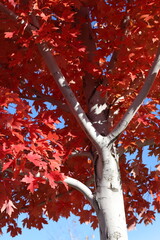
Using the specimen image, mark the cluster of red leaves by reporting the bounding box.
[0,87,70,236]
[120,155,160,229]
[0,0,159,236]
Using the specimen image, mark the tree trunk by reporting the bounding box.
[95,145,128,240]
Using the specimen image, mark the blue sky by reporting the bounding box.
[1,212,160,240]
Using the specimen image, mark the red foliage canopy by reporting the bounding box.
[0,0,159,237]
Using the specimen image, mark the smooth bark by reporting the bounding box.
[95,146,128,240]
[64,177,95,208]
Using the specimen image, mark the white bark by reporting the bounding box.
[95,147,128,240]
[64,177,95,208]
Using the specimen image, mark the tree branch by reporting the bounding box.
[107,44,160,143]
[0,166,95,210]
[37,43,102,146]
[0,3,103,148]
[64,176,95,207]
[69,151,92,159]
[0,2,18,20]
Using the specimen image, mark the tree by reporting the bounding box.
[0,1,159,239]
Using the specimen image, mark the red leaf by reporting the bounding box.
[48,131,59,141]
[45,171,65,189]
[2,160,13,172]
[1,200,16,217]
[21,173,46,193]
[27,153,47,170]
[7,226,22,237]
[78,47,86,52]
[13,131,24,142]
[21,173,35,184]
[8,0,17,7]
[4,32,15,38]
[21,173,37,193]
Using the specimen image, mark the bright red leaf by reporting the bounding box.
[1,200,16,217]
[4,31,15,38]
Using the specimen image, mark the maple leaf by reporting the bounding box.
[91,217,98,230]
[1,200,16,217]
[21,172,46,193]
[7,226,22,237]
[21,173,37,193]
[2,159,13,172]
[27,152,47,170]
[48,131,59,141]
[78,47,86,53]
[45,171,67,189]
[4,32,15,38]
[8,0,17,8]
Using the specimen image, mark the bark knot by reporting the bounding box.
[108,231,121,240]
